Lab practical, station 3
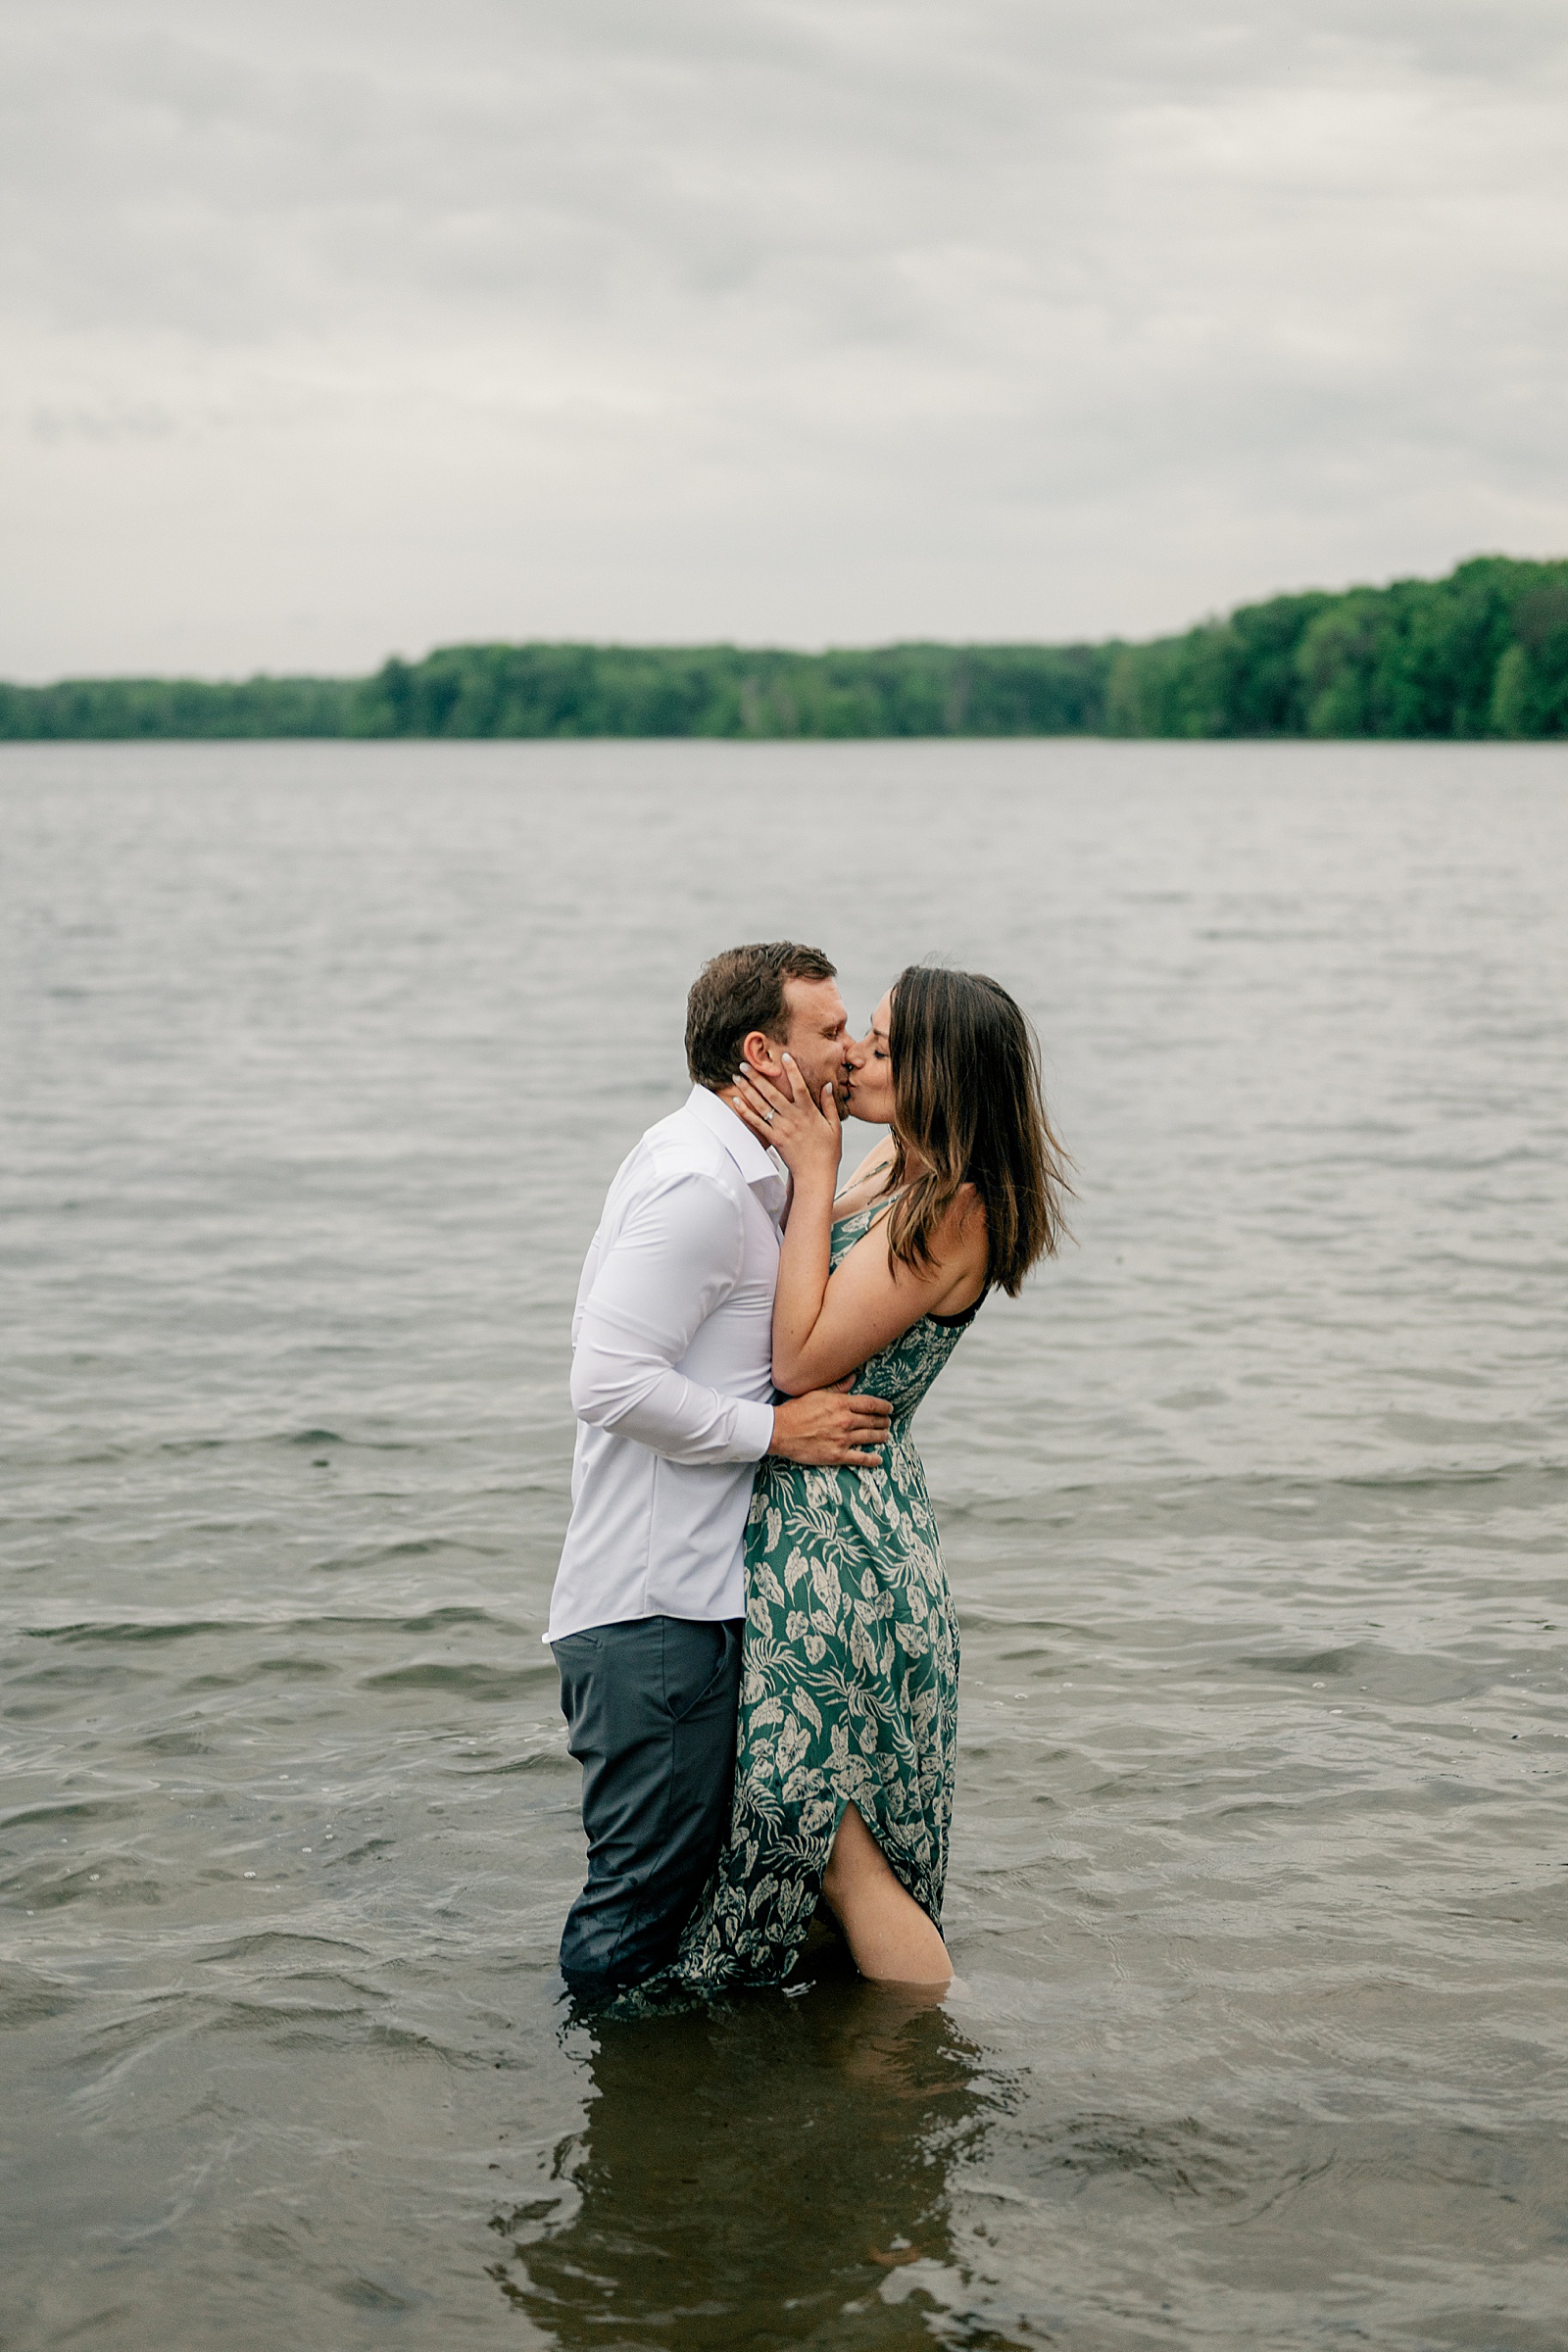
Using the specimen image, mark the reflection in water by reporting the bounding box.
[491,1946,1004,2348]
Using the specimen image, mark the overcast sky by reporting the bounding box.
[4,0,1567,677]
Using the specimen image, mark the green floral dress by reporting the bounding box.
[668,1195,981,1992]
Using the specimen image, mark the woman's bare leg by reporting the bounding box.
[819,1802,953,1985]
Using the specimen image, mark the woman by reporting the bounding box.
[662,965,1071,1993]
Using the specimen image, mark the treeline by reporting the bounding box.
[1100,555,1568,740]
[4,555,1566,742]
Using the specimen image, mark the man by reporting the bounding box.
[547,941,893,1998]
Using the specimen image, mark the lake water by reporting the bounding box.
[3,738,1566,2350]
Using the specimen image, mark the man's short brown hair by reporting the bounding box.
[685,942,838,1090]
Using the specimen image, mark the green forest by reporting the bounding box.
[4,555,1566,742]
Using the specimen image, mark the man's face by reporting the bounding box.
[773,976,853,1110]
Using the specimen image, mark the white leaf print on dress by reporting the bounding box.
[657,1193,978,1998]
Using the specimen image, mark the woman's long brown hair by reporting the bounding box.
[883,965,1071,1298]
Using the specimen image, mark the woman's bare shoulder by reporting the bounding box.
[940,1182,988,1258]
[842,1176,987,1285]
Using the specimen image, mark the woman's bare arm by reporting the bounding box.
[770,1193,986,1392]
[730,1060,987,1395]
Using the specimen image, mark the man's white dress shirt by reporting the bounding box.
[545,1087,789,1644]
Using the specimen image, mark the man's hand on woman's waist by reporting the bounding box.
[769,1380,893,1468]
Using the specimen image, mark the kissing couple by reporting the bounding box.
[546,942,1069,2002]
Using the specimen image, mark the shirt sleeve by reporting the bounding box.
[568,1171,776,1464]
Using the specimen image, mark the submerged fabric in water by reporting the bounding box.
[666,1197,972,1990]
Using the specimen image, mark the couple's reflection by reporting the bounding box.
[490,1950,999,2347]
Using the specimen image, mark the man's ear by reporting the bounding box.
[740,1029,785,1075]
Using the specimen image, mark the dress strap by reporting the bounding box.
[929,1289,987,1329]
[831,1183,907,1230]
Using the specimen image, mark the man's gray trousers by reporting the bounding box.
[554,1614,743,1997]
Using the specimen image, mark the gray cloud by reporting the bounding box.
[3,0,1566,674]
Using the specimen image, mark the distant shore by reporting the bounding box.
[4,555,1565,743]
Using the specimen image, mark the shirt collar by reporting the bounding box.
[684,1084,789,1195]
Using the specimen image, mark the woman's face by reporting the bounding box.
[845,990,896,1126]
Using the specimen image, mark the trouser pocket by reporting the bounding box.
[662,1617,740,1723]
